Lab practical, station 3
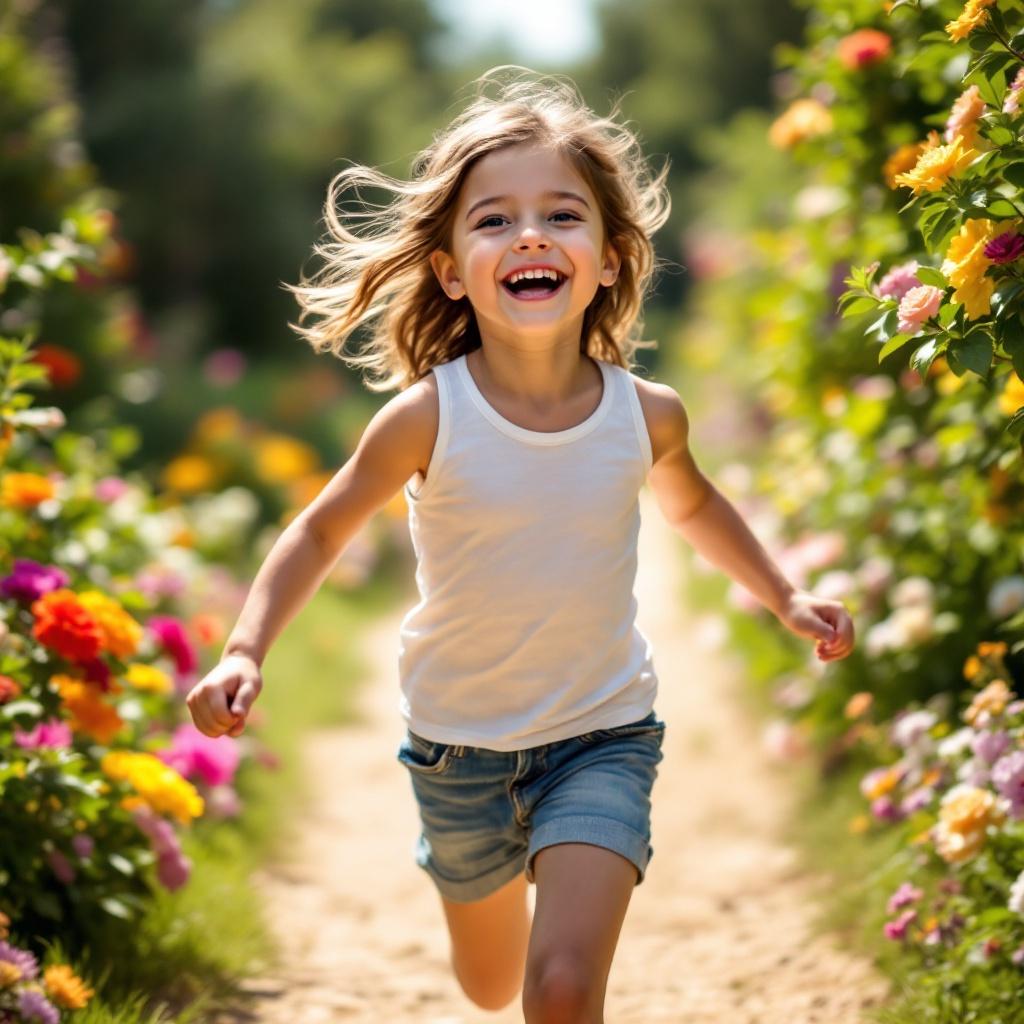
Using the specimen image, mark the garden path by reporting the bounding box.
[231,489,891,1023]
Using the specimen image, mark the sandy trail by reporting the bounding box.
[236,489,890,1023]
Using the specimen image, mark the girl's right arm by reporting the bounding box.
[185,377,439,738]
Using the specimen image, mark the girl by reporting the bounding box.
[186,67,855,1023]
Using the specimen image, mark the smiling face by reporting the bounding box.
[429,142,621,348]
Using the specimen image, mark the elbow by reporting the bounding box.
[673,479,716,530]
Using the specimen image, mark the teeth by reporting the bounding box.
[505,268,563,285]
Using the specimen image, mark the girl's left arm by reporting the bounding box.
[643,383,854,664]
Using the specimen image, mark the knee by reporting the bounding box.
[452,956,522,1012]
[522,958,601,1024]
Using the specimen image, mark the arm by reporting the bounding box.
[187,378,437,736]
[640,381,854,662]
[222,381,436,666]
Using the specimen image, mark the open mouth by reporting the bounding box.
[500,269,568,301]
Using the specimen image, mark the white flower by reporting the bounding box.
[1009,869,1024,916]
[938,727,975,759]
[987,576,1024,620]
[813,570,857,601]
[889,576,934,609]
[890,604,935,648]
[891,709,938,750]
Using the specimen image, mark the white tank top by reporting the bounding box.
[397,350,658,751]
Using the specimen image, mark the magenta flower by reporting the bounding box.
[157,722,241,788]
[1004,67,1024,114]
[871,795,905,822]
[46,848,75,885]
[873,260,921,301]
[14,719,72,750]
[982,231,1024,264]
[0,559,69,603]
[887,882,924,914]
[202,347,247,386]
[900,786,935,815]
[72,833,95,859]
[884,908,917,941]
[147,615,197,674]
[156,849,192,891]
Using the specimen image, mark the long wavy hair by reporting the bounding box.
[283,65,672,392]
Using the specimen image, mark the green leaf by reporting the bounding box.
[992,280,1024,317]
[1001,163,1024,189]
[879,333,916,361]
[986,198,1020,219]
[916,266,948,288]
[968,30,997,53]
[910,337,943,377]
[839,295,880,317]
[1007,405,1024,439]
[946,332,994,378]
[99,896,136,920]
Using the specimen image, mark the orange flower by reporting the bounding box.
[977,640,1008,658]
[1,471,55,508]
[43,964,94,1009]
[78,591,143,658]
[934,785,1006,863]
[844,692,874,719]
[0,674,21,704]
[31,590,103,662]
[769,98,834,149]
[883,140,928,188]
[946,0,997,43]
[964,679,1015,724]
[963,654,982,681]
[53,675,125,744]
[30,345,82,389]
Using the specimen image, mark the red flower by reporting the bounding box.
[0,675,21,703]
[30,344,82,389]
[837,28,892,70]
[31,589,103,662]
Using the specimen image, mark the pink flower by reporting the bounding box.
[1004,67,1024,115]
[887,882,924,914]
[897,284,944,336]
[95,476,131,502]
[157,722,241,788]
[873,260,921,301]
[156,850,191,891]
[972,730,1011,765]
[884,908,917,941]
[14,719,72,750]
[72,833,95,859]
[871,795,905,822]
[945,84,985,144]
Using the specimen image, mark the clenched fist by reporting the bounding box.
[186,653,263,738]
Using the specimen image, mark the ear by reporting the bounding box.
[599,240,622,288]
[429,249,466,301]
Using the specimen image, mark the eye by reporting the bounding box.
[475,215,506,229]
[551,211,581,222]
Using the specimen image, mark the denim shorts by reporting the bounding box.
[395,709,666,903]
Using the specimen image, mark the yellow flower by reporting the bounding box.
[941,218,997,319]
[78,590,143,658]
[1,471,55,508]
[998,372,1024,416]
[0,961,21,987]
[101,750,204,823]
[963,654,982,681]
[894,133,977,194]
[848,814,871,835]
[43,964,94,1010]
[125,662,173,694]
[883,140,928,189]
[946,0,997,42]
[254,434,319,484]
[768,98,834,149]
[865,765,903,800]
[964,679,1015,724]
[193,407,244,443]
[162,454,218,494]
[934,785,1005,863]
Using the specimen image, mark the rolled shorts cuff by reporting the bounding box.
[525,815,652,886]
[413,835,527,904]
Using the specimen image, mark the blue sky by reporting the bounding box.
[430,0,599,65]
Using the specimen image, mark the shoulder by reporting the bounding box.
[627,373,690,467]
[356,368,440,479]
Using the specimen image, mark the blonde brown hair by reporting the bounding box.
[284,65,672,392]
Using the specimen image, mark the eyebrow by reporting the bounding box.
[464,190,591,222]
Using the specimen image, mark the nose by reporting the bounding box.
[515,223,550,251]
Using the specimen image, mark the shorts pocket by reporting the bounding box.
[577,713,666,745]
[397,731,457,775]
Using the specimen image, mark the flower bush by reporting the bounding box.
[673,0,1024,1014]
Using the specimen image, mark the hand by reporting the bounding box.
[185,653,263,738]
[776,589,855,663]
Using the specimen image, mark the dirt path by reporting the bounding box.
[238,489,890,1023]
